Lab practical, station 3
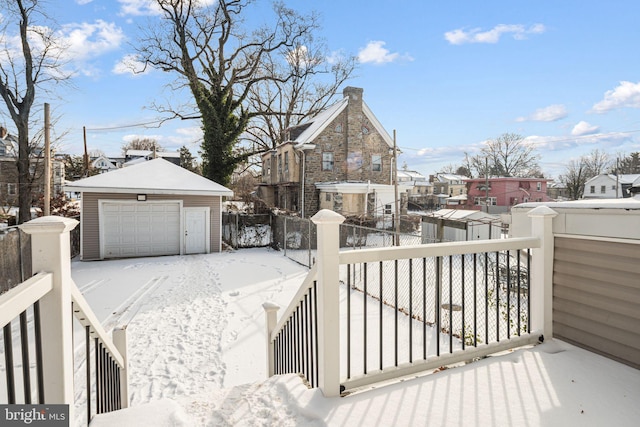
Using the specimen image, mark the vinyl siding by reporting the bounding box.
[81,193,222,260]
[553,236,640,369]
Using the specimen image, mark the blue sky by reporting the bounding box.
[4,0,640,179]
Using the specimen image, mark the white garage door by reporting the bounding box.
[101,202,181,259]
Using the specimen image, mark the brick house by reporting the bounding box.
[464,177,550,214]
[258,87,403,218]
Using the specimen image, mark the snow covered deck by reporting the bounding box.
[71,249,640,426]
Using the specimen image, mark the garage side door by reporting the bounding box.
[101,202,181,259]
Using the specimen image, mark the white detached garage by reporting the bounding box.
[65,158,233,260]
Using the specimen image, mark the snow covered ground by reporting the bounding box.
[70,248,640,426]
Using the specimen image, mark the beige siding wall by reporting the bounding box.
[553,236,640,369]
[81,193,222,260]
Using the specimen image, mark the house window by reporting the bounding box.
[590,186,595,194]
[384,204,392,214]
[473,197,496,205]
[612,185,616,190]
[372,155,382,172]
[7,183,17,196]
[278,154,282,178]
[325,193,331,202]
[284,152,289,174]
[335,124,343,133]
[362,126,370,134]
[600,185,606,194]
[322,152,334,171]
[537,182,542,191]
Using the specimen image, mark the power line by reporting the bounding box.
[85,119,164,131]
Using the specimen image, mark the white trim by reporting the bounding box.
[67,186,232,197]
[98,199,183,259]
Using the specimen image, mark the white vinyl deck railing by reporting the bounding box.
[0,216,128,425]
[265,206,557,397]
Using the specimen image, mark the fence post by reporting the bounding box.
[311,209,345,397]
[527,206,558,340]
[113,326,129,408]
[19,216,78,415]
[262,302,280,377]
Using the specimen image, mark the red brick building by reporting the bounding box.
[464,177,550,214]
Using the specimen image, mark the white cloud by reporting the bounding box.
[445,23,546,45]
[113,54,150,75]
[591,81,640,113]
[357,41,413,64]
[571,121,600,136]
[61,20,125,61]
[516,104,568,122]
[117,0,161,16]
[75,0,94,5]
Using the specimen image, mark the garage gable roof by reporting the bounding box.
[65,158,233,197]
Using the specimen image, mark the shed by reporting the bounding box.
[421,209,502,243]
[65,158,233,260]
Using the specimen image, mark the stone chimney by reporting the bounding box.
[343,86,364,113]
[343,87,364,179]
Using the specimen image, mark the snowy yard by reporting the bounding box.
[69,248,640,426]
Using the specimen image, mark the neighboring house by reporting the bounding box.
[258,87,402,218]
[547,180,569,201]
[0,126,63,204]
[91,155,118,173]
[431,173,468,197]
[464,177,550,214]
[124,149,181,166]
[64,158,233,260]
[583,174,640,199]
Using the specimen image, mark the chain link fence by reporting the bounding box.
[222,213,423,268]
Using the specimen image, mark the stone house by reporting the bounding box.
[258,87,404,218]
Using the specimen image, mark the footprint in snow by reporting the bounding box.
[229,291,240,297]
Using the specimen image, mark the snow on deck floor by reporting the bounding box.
[72,248,640,426]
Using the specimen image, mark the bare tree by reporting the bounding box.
[558,150,612,200]
[0,0,69,223]
[464,133,540,178]
[135,0,320,186]
[121,137,162,155]
[559,159,589,200]
[244,39,356,152]
[583,148,611,176]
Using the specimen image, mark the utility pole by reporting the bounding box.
[393,130,400,246]
[616,157,619,198]
[44,103,51,216]
[83,126,89,176]
[484,157,489,213]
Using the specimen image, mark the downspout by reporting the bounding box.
[295,143,316,218]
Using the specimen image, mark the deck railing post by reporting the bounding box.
[20,216,78,417]
[527,206,558,340]
[262,302,280,377]
[311,209,345,397]
[112,326,129,408]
